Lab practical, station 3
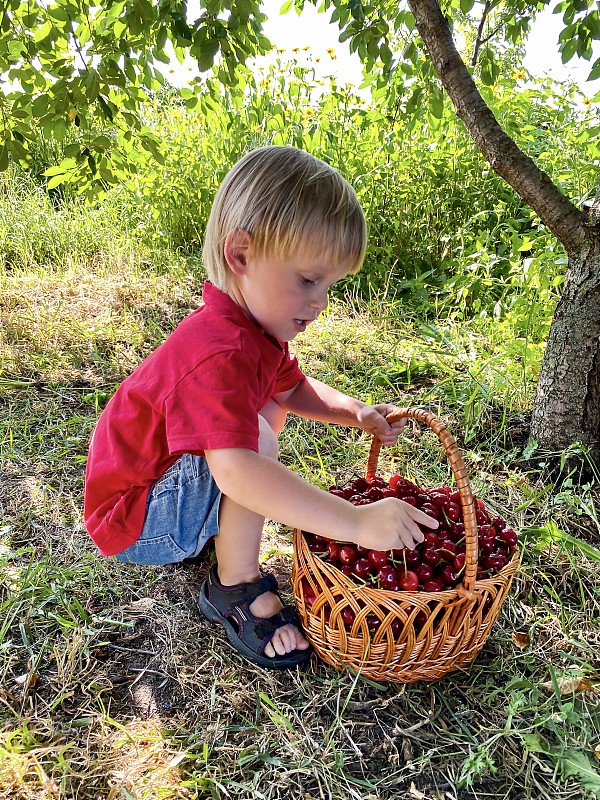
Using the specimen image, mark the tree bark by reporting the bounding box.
[530,227,600,464]
[407,0,600,464]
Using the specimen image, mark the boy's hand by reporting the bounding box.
[353,497,438,551]
[356,404,406,447]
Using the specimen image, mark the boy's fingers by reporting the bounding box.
[399,501,439,529]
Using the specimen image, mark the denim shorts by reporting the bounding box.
[115,454,221,566]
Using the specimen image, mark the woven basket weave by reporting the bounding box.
[292,408,519,683]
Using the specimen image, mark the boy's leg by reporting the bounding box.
[213,399,310,658]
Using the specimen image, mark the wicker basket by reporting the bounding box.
[292,408,519,683]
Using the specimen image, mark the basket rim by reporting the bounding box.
[294,526,520,601]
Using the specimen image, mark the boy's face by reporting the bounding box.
[226,232,351,342]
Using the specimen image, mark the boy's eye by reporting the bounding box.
[300,276,316,286]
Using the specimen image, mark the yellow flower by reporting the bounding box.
[327,48,335,56]
[515,70,526,80]
[583,97,593,105]
[277,48,286,54]
[315,57,320,62]
[303,46,310,51]
[292,47,299,54]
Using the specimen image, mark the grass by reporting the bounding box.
[1,250,599,800]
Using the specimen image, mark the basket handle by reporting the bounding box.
[366,408,478,595]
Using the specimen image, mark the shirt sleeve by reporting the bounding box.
[164,349,261,454]
[274,344,305,393]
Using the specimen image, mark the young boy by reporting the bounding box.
[84,145,437,670]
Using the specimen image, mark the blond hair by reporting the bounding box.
[203,146,367,290]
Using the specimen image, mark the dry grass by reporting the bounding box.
[1,259,600,800]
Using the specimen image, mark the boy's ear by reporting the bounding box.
[224,229,252,276]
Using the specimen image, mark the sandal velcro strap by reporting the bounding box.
[253,605,300,640]
[207,566,279,614]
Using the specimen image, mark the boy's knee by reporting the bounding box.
[258,415,279,459]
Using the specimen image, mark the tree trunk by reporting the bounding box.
[530,230,600,464]
[407,0,600,465]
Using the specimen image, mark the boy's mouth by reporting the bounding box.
[293,317,315,331]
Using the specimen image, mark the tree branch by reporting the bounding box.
[407,0,587,253]
[471,0,492,67]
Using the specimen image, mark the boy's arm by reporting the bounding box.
[275,377,405,446]
[204,448,437,552]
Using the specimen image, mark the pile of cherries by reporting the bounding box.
[302,474,518,596]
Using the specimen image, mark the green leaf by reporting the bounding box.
[0,144,9,172]
[520,523,600,563]
[587,58,600,81]
[560,750,600,799]
[460,0,475,12]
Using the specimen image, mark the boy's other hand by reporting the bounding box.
[354,497,438,551]
[356,403,406,447]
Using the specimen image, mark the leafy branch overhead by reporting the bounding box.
[0,0,598,193]
[0,0,271,191]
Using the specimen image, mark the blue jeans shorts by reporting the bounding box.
[115,454,221,565]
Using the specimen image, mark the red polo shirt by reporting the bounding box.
[84,282,305,556]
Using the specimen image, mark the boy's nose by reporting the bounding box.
[310,289,329,312]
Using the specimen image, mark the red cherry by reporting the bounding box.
[421,503,440,520]
[453,553,466,573]
[423,578,445,592]
[398,495,417,507]
[352,558,372,579]
[366,614,382,631]
[389,474,403,489]
[483,553,507,572]
[339,545,357,565]
[404,548,422,567]
[479,538,496,555]
[378,565,398,589]
[329,488,347,499]
[444,502,461,522]
[398,569,419,591]
[429,490,449,509]
[449,490,462,504]
[476,508,490,525]
[499,528,518,549]
[367,486,383,500]
[416,562,434,583]
[351,478,369,493]
[423,531,440,547]
[368,549,389,569]
[341,607,355,627]
[441,565,459,586]
[423,546,441,566]
[380,487,397,498]
[308,540,327,552]
[439,539,457,561]
[415,492,431,506]
[327,541,341,562]
[340,564,353,577]
[390,618,402,636]
[300,579,316,605]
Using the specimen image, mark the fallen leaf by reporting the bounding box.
[15,672,40,690]
[540,676,596,695]
[594,743,600,761]
[512,632,530,649]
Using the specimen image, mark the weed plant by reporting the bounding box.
[1,58,599,800]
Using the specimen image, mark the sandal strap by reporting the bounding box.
[207,564,279,615]
[253,605,301,641]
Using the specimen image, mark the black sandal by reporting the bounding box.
[198,564,312,669]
